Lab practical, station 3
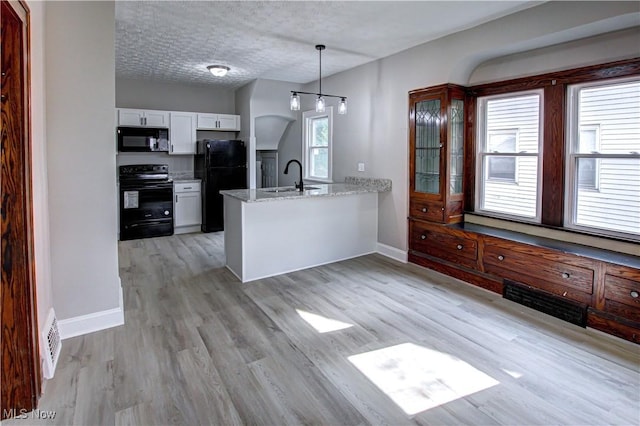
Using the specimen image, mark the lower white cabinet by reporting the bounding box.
[174,181,201,234]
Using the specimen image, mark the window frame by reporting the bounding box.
[576,124,600,191]
[564,76,640,240]
[486,129,519,183]
[475,90,544,223]
[302,107,333,182]
[465,58,640,242]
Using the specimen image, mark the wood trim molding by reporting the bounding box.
[1,0,41,418]
[463,57,640,228]
[467,58,640,97]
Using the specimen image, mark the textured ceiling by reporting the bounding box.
[115,1,540,89]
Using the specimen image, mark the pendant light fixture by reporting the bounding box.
[290,45,347,114]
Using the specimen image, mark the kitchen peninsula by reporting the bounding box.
[221,177,391,282]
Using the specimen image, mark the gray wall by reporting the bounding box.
[45,1,120,320]
[298,1,640,252]
[116,78,235,113]
[27,0,54,350]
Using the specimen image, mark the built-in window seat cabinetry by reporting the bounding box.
[407,76,639,344]
[408,220,640,343]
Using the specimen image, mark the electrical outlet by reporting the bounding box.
[358,162,365,172]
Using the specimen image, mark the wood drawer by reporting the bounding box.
[483,243,594,304]
[410,221,477,268]
[604,273,640,323]
[409,199,444,222]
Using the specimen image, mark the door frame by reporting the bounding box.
[1,0,41,418]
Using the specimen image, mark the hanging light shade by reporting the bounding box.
[290,92,301,111]
[290,45,347,114]
[338,97,347,115]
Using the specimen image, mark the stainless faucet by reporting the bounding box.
[284,159,304,191]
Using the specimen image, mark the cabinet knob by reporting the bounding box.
[421,207,427,213]
[562,272,570,279]
[421,235,426,240]
[631,291,639,299]
[456,244,463,250]
[497,255,504,261]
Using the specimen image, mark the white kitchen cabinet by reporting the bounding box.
[174,181,201,234]
[117,108,169,127]
[169,112,197,155]
[196,113,240,131]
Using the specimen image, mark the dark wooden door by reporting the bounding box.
[1,0,41,418]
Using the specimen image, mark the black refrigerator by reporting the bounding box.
[194,139,247,232]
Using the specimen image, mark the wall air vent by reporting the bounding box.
[42,308,62,379]
[503,280,588,327]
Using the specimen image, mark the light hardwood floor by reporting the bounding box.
[18,233,640,425]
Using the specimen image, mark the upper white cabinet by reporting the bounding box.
[169,112,197,155]
[197,113,240,131]
[118,108,169,127]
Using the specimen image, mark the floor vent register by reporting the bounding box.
[503,279,588,327]
[42,308,62,379]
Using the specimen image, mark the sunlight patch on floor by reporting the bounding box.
[348,343,500,415]
[296,309,354,333]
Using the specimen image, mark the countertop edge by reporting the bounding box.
[221,183,387,203]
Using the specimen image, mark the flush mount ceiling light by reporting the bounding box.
[290,45,347,115]
[207,65,230,77]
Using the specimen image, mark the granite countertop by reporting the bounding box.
[221,178,391,203]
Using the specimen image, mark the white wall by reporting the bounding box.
[45,2,121,320]
[235,80,256,187]
[304,1,640,252]
[27,0,54,361]
[235,79,302,188]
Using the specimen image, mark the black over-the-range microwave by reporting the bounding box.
[117,126,169,152]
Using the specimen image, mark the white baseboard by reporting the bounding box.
[58,281,124,340]
[376,242,408,263]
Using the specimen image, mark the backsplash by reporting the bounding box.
[344,176,392,192]
[116,152,193,178]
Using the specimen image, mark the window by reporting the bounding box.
[566,78,640,238]
[303,108,333,181]
[476,92,542,221]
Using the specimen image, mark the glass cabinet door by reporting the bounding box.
[414,99,441,194]
[449,98,464,195]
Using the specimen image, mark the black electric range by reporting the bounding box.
[119,164,173,241]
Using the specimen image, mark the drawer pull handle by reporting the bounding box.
[456,244,463,250]
[422,207,427,213]
[497,255,504,261]
[421,235,426,240]
[562,272,570,279]
[631,291,639,299]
